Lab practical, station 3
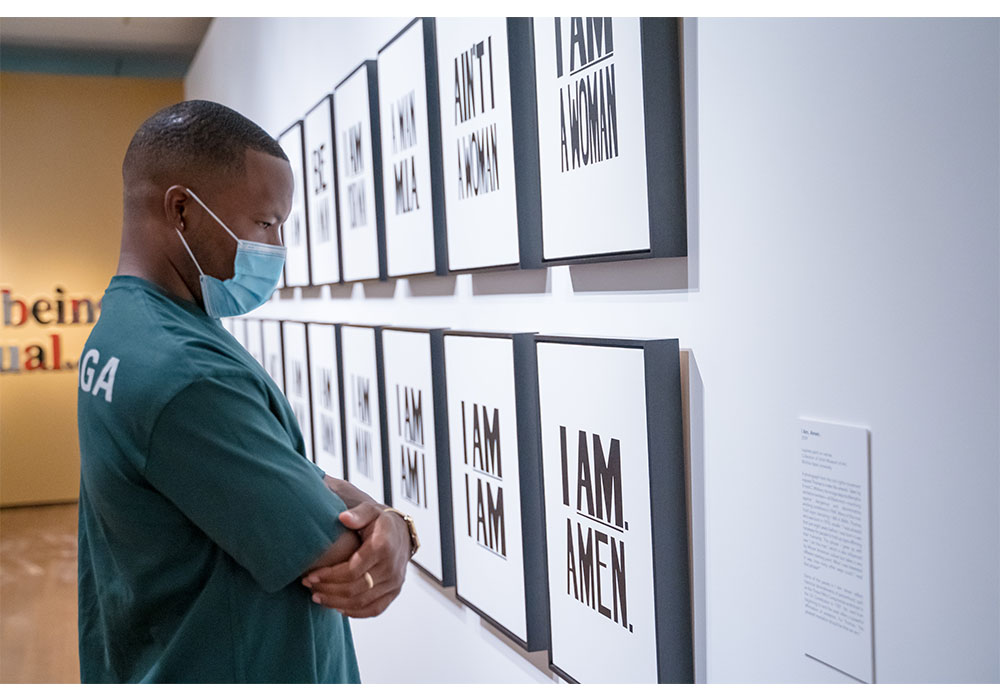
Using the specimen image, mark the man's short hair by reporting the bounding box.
[123,100,287,183]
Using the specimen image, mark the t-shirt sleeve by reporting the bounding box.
[143,373,349,593]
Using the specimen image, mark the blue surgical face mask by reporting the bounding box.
[174,188,286,318]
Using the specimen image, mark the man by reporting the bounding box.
[77,100,415,683]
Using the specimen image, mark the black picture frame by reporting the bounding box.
[334,324,349,481]
[280,320,316,463]
[377,17,449,278]
[530,17,687,267]
[277,121,314,287]
[260,319,285,393]
[533,334,692,684]
[509,19,545,271]
[334,60,389,283]
[243,317,265,368]
[380,326,456,587]
[434,18,543,274]
[304,322,350,480]
[339,323,392,506]
[304,94,345,286]
[227,317,245,347]
[442,330,550,651]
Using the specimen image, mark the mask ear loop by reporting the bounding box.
[175,228,206,277]
[184,187,241,243]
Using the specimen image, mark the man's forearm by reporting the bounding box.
[323,475,380,510]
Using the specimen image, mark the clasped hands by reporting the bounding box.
[302,477,412,618]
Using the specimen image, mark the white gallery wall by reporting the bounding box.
[185,18,999,682]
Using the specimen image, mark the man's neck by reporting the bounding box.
[116,227,197,304]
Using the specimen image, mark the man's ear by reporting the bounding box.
[164,185,190,232]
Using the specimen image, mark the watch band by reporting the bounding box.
[383,506,420,557]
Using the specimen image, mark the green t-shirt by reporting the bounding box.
[76,275,360,683]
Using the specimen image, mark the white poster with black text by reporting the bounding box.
[435,18,520,271]
[308,324,345,479]
[282,321,314,462]
[340,325,386,503]
[278,122,311,286]
[260,320,284,393]
[445,333,529,640]
[335,62,384,282]
[377,18,439,277]
[244,318,264,368]
[537,341,653,681]
[532,18,689,263]
[382,328,449,583]
[304,97,341,284]
[228,317,246,348]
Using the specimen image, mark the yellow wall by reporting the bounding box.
[1,72,183,506]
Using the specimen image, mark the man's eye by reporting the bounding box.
[259,222,272,229]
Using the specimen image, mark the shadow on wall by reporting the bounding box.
[406,275,458,297]
[362,279,397,299]
[472,268,548,296]
[570,256,691,294]
[328,283,355,300]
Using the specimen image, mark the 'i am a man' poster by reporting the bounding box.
[377,18,447,277]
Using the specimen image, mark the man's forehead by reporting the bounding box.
[241,149,294,215]
[244,148,292,182]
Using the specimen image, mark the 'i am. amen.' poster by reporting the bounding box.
[535,336,691,683]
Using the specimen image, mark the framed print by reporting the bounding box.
[281,321,314,462]
[244,318,265,368]
[382,327,455,586]
[227,317,246,347]
[377,17,447,277]
[334,61,387,282]
[443,331,549,650]
[307,323,347,479]
[340,324,390,504]
[531,18,686,264]
[260,319,284,392]
[435,18,543,272]
[304,95,342,285]
[278,121,312,286]
[535,335,691,683]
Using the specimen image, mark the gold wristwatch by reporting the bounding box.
[383,506,420,558]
